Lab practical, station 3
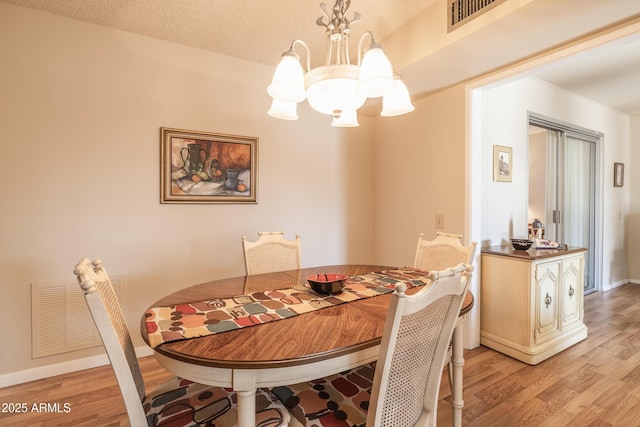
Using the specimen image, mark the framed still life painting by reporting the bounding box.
[160,127,258,203]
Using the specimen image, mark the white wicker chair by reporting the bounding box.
[73,258,290,427]
[241,232,301,275]
[272,264,473,427]
[413,232,477,272]
[414,232,477,394]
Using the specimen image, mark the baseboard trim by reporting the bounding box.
[0,346,154,388]
[603,279,632,291]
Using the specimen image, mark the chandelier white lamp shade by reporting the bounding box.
[356,41,396,98]
[267,0,414,126]
[267,99,299,120]
[381,75,416,117]
[267,47,307,103]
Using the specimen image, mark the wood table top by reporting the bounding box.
[141,265,474,370]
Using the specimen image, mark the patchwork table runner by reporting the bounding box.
[144,268,431,348]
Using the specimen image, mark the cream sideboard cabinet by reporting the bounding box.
[480,246,588,365]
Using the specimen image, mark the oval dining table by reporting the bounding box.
[141,265,474,427]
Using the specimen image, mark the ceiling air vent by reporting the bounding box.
[448,0,508,31]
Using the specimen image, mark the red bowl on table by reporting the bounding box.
[307,274,348,294]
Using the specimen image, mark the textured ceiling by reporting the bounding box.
[3,0,640,115]
[0,0,437,68]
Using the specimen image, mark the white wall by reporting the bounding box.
[479,77,630,288]
[0,4,375,380]
[629,115,640,282]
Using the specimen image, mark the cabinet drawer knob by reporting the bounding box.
[568,285,575,298]
[545,293,552,308]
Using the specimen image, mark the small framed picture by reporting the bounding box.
[160,127,258,203]
[493,145,512,182]
[614,162,624,187]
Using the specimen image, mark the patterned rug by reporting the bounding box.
[144,268,431,348]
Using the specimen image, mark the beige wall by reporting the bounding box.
[372,84,467,267]
[2,1,638,385]
[0,4,375,378]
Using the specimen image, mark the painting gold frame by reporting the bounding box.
[493,145,512,182]
[160,127,258,204]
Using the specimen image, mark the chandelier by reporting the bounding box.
[267,0,415,127]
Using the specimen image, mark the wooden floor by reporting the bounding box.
[2,283,640,426]
[438,283,640,427]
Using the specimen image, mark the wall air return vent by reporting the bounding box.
[448,0,508,31]
[31,276,125,358]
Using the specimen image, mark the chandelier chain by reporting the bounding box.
[316,1,361,39]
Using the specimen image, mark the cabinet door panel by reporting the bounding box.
[534,261,559,344]
[562,256,582,327]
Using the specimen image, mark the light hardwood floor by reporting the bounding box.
[1,283,639,426]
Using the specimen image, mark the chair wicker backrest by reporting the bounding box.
[73,258,149,426]
[367,263,472,427]
[241,231,301,275]
[413,232,477,272]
